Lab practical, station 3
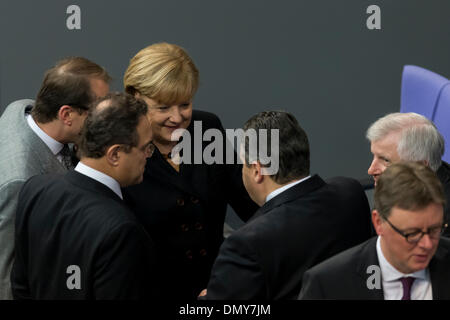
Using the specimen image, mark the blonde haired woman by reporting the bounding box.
[122,43,257,300]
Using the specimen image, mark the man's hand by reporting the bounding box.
[198,289,207,297]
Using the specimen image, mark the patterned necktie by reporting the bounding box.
[59,144,74,170]
[400,277,415,300]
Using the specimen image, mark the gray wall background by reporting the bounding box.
[1,0,450,183]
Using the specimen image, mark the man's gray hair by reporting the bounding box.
[366,112,444,172]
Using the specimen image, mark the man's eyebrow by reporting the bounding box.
[403,222,444,232]
[375,151,390,159]
[428,222,445,229]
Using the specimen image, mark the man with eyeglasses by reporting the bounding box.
[299,161,450,300]
[11,93,157,299]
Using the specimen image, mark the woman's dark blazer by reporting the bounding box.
[123,110,258,299]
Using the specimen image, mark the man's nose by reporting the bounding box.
[368,158,381,176]
[418,233,434,250]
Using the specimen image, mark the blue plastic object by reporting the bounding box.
[400,65,449,120]
[433,83,450,163]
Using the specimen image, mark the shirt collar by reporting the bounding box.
[376,236,428,282]
[26,114,64,155]
[75,161,123,200]
[265,175,311,203]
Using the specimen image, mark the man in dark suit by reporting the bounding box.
[366,112,450,236]
[0,57,110,299]
[299,162,450,300]
[11,93,157,299]
[201,111,372,300]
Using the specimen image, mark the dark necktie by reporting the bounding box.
[60,144,75,170]
[400,277,415,300]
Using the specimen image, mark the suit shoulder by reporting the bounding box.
[437,162,450,185]
[0,100,47,183]
[438,236,450,249]
[0,99,34,120]
[232,198,313,245]
[83,193,138,227]
[17,174,66,201]
[227,212,276,248]
[326,176,365,191]
[94,207,149,247]
[434,237,450,266]
[306,238,371,277]
[324,176,369,205]
[1,99,34,113]
[0,151,43,185]
[23,173,62,188]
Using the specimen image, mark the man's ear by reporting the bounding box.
[105,144,121,166]
[253,161,264,184]
[421,160,429,167]
[58,105,74,126]
[372,210,384,236]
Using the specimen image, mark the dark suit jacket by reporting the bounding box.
[122,110,258,300]
[437,161,450,237]
[11,170,157,300]
[299,236,450,300]
[204,175,373,300]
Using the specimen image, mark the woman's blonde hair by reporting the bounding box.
[124,43,199,105]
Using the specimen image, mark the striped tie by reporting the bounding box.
[60,144,74,170]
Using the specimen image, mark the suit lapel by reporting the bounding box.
[429,238,450,300]
[20,104,66,174]
[144,148,204,199]
[355,238,385,299]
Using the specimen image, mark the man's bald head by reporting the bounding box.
[78,92,148,159]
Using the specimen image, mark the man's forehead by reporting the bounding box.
[371,132,401,153]
[89,78,109,97]
[389,203,444,224]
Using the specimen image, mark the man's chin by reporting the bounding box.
[135,176,144,185]
[122,176,144,188]
[409,256,432,272]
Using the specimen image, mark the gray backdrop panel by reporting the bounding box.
[1,1,449,213]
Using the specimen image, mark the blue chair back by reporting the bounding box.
[433,83,450,163]
[400,65,449,120]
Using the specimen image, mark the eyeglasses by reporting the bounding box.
[384,218,448,244]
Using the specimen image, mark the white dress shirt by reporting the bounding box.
[27,114,65,161]
[376,236,433,300]
[75,161,123,200]
[265,175,311,203]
